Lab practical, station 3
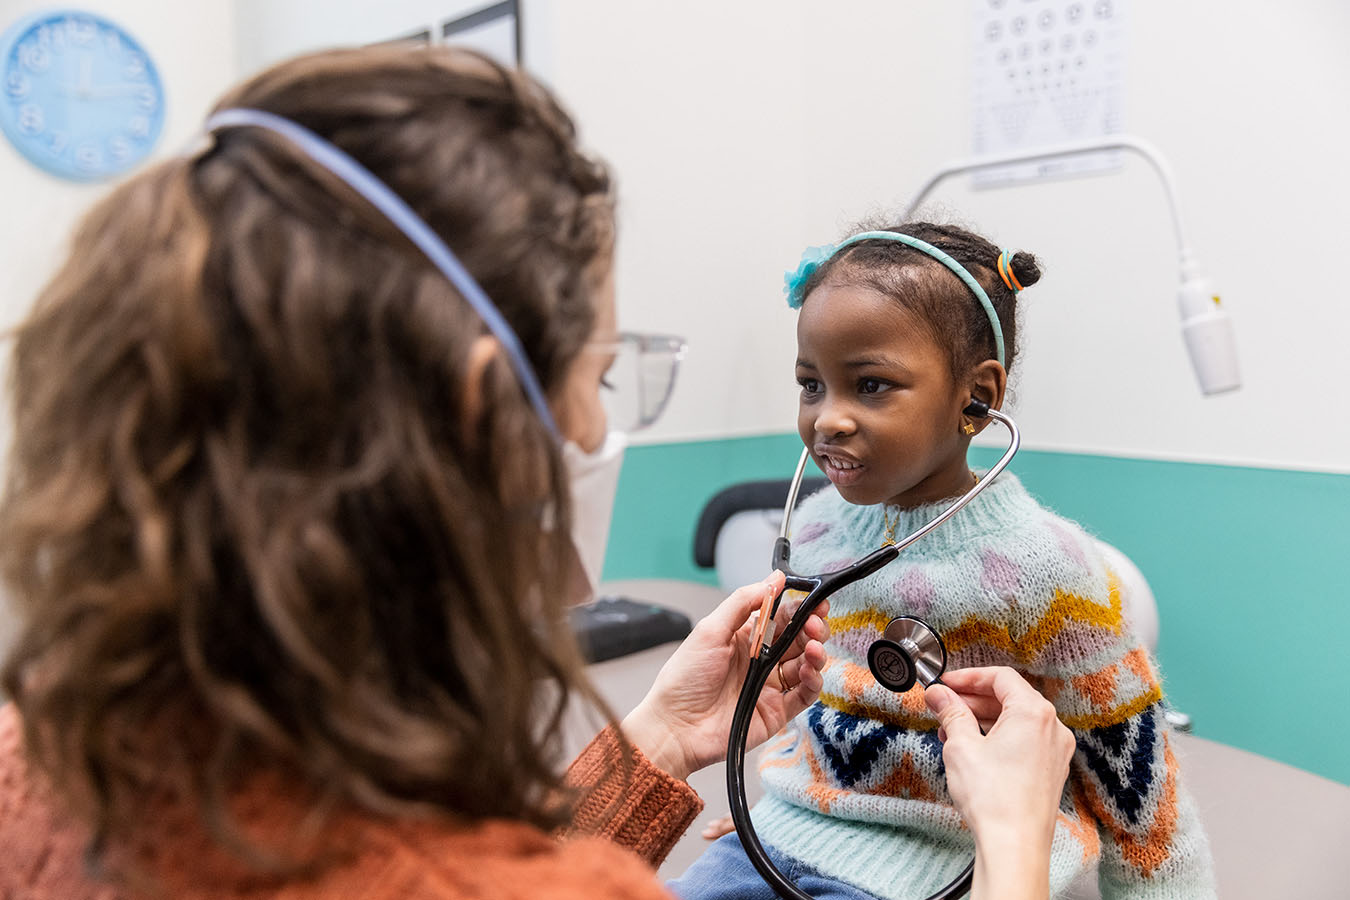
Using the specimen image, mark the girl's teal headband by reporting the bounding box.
[783,230,1006,368]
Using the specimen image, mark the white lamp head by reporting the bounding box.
[902,137,1241,397]
[1178,272,1241,395]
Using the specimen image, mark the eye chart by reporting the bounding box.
[972,0,1127,187]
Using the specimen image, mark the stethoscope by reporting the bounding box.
[725,398,1021,900]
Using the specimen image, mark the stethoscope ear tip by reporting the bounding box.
[962,397,991,418]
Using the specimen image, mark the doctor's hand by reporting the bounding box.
[622,571,828,782]
[925,667,1076,900]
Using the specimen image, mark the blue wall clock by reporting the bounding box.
[1,10,165,181]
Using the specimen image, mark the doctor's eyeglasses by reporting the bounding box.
[587,332,687,433]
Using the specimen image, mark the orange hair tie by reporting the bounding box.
[997,250,1023,293]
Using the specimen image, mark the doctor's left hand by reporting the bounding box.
[621,571,828,781]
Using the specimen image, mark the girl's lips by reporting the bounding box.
[818,452,865,487]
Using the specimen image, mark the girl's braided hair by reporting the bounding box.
[798,221,1041,377]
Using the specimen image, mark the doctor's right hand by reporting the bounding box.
[925,667,1075,900]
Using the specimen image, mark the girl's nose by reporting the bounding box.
[814,397,855,438]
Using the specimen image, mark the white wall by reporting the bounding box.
[230,0,1350,475]
[233,0,814,456]
[529,2,810,451]
[559,0,1350,475]
[0,0,238,332]
[793,0,1350,475]
[233,0,491,74]
[244,0,1350,474]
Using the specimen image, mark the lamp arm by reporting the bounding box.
[901,135,1199,279]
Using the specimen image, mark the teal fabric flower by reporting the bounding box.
[783,244,836,309]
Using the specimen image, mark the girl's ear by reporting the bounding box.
[962,359,1008,436]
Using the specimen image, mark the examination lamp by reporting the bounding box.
[901,135,1240,396]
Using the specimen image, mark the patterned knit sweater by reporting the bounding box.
[753,472,1215,899]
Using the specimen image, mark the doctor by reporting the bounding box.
[0,44,1071,900]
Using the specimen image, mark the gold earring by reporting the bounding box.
[962,421,976,436]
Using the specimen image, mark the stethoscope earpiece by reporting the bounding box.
[962,397,991,418]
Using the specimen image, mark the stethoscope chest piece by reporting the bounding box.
[867,616,948,693]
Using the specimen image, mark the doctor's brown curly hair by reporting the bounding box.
[0,44,615,868]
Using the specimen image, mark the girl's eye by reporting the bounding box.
[797,377,821,395]
[859,378,886,394]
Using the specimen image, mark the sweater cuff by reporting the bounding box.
[564,725,704,868]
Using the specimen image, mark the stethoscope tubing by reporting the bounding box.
[724,576,975,900]
[726,408,1020,900]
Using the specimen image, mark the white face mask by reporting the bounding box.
[561,430,627,598]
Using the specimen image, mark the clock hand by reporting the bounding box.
[79,53,93,98]
[88,83,154,101]
[52,56,114,100]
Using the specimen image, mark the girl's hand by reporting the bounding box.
[924,667,1076,900]
[700,813,736,840]
[621,572,829,781]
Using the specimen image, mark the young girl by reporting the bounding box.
[672,223,1215,899]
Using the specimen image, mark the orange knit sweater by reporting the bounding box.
[0,704,703,899]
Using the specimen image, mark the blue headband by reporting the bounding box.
[203,107,560,437]
[783,230,1006,368]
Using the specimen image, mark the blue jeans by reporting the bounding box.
[668,832,881,900]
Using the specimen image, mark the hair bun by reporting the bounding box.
[1010,251,1041,289]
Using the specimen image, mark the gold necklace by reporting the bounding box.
[882,505,901,546]
[881,471,978,546]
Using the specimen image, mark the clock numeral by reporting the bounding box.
[17,104,44,136]
[128,115,151,139]
[67,18,98,46]
[44,23,68,51]
[124,53,146,79]
[136,86,159,112]
[47,132,69,156]
[74,144,103,172]
[108,135,133,162]
[104,30,122,55]
[5,72,30,99]
[18,41,52,74]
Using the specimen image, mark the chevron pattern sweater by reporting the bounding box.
[753,473,1215,899]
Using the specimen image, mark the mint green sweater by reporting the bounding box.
[753,473,1215,899]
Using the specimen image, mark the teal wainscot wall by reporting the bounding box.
[603,434,1350,786]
